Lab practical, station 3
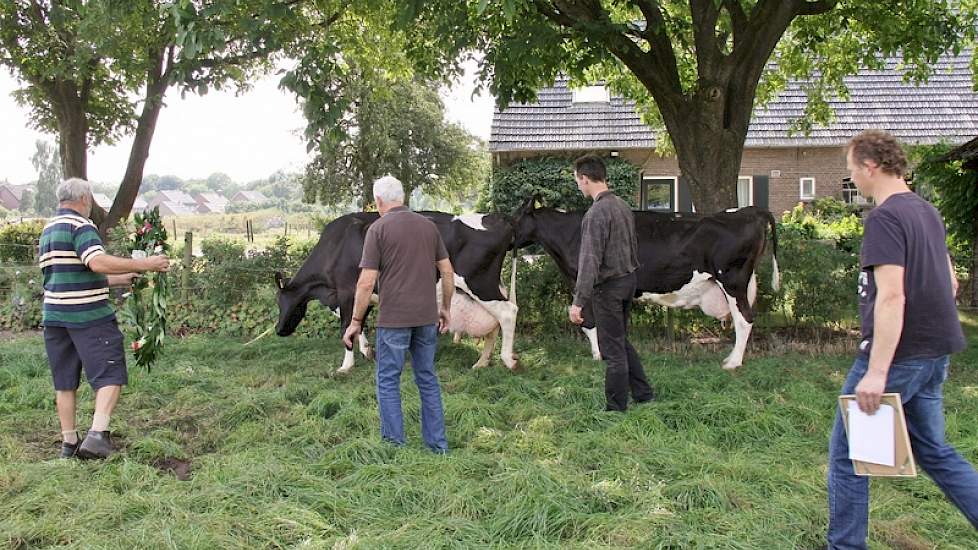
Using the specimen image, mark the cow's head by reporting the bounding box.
[512,196,541,249]
[274,271,308,336]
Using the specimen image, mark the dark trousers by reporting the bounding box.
[592,272,654,411]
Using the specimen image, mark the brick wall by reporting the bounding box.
[495,145,851,215]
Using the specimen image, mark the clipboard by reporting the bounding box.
[839,393,917,477]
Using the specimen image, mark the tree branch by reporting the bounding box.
[794,0,838,16]
[722,0,748,37]
[690,0,721,74]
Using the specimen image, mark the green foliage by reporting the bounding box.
[910,143,978,275]
[298,72,489,209]
[754,205,863,327]
[31,140,61,216]
[117,208,171,371]
[484,156,640,215]
[395,0,977,211]
[0,220,43,263]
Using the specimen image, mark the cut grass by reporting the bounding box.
[0,313,976,548]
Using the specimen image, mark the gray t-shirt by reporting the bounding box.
[858,192,965,360]
[360,207,449,328]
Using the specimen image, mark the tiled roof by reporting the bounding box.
[490,49,978,152]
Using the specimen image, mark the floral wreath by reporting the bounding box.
[118,207,170,371]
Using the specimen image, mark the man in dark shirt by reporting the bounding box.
[827,130,976,547]
[568,155,654,412]
[40,178,169,459]
[343,175,454,453]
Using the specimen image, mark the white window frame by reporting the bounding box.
[571,85,610,104]
[799,177,816,200]
[642,175,678,212]
[737,176,754,207]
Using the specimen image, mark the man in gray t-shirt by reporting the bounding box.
[827,130,977,547]
[343,175,454,453]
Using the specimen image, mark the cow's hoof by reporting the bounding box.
[721,360,741,370]
[506,360,522,372]
[335,367,353,375]
[363,348,375,361]
[592,353,602,361]
[471,361,490,370]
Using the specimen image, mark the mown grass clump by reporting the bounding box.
[1,312,977,548]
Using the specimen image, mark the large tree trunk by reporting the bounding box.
[971,219,978,307]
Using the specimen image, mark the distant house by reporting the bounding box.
[196,202,226,214]
[92,193,113,210]
[491,50,978,214]
[155,202,196,217]
[192,192,229,214]
[0,184,32,210]
[230,190,267,204]
[147,190,197,210]
[133,196,149,212]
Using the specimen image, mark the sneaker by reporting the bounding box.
[76,430,113,460]
[60,437,80,459]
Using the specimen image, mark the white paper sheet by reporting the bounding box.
[847,402,895,467]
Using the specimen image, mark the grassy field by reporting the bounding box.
[1,314,977,549]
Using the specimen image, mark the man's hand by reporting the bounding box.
[342,320,361,349]
[438,307,451,334]
[855,369,888,414]
[141,255,170,273]
[109,273,140,287]
[568,304,584,325]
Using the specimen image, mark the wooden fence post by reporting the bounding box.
[182,231,193,302]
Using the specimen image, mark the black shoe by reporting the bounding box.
[76,430,113,460]
[60,436,80,459]
[634,395,656,406]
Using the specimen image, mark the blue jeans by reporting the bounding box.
[375,325,448,452]
[827,355,978,548]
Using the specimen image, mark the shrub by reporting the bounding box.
[483,156,640,215]
[0,220,44,263]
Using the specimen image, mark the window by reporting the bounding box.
[737,176,753,208]
[642,177,676,212]
[842,179,869,205]
[571,85,610,104]
[800,177,816,200]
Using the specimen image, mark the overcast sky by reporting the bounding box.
[0,59,495,186]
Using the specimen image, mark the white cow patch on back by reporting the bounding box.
[453,214,488,231]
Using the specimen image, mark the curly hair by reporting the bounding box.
[847,130,908,177]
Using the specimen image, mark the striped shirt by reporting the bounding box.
[39,208,114,328]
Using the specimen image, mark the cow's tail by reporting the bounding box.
[509,249,518,305]
[764,210,781,291]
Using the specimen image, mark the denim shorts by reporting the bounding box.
[43,320,128,391]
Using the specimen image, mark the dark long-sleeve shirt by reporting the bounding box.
[573,191,640,306]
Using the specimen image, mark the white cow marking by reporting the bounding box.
[582,326,601,360]
[453,214,488,231]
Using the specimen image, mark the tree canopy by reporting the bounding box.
[397,0,978,212]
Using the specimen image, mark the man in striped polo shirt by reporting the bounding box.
[40,178,169,459]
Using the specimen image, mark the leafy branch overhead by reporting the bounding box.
[396,0,978,213]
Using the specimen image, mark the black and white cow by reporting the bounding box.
[275,207,526,373]
[513,205,780,369]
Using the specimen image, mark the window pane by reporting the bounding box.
[644,180,673,211]
[737,177,751,207]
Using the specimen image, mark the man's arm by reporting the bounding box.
[856,264,905,413]
[948,254,959,297]
[573,213,607,307]
[351,268,378,324]
[343,268,378,348]
[107,273,139,287]
[89,254,168,275]
[437,258,454,333]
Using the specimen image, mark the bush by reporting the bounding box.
[0,220,44,263]
[483,156,640,214]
